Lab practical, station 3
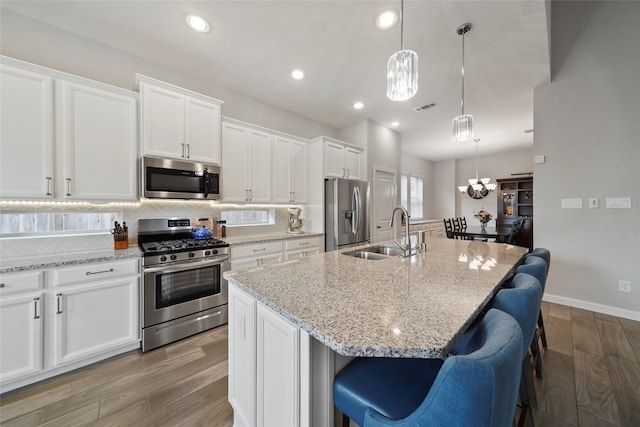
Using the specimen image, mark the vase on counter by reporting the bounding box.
[480,222,487,232]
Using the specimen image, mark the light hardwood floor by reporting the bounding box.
[1,303,639,426]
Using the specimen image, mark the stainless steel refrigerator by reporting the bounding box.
[325,178,370,251]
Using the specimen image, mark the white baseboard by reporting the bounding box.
[543,293,640,321]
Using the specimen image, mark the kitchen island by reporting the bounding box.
[224,237,528,427]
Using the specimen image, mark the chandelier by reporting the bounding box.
[452,23,473,141]
[386,0,418,101]
[458,139,496,199]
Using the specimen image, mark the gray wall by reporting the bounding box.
[431,159,457,220]
[0,9,337,140]
[534,1,639,317]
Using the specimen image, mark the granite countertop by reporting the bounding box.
[223,231,324,246]
[225,237,528,358]
[0,247,142,273]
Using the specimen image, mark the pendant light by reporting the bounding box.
[452,23,473,141]
[386,0,418,101]
[458,139,496,199]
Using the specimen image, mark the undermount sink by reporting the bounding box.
[342,245,406,260]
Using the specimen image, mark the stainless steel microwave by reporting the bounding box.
[142,156,221,200]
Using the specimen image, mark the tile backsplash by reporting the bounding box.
[0,199,299,257]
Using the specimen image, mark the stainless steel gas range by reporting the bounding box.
[138,217,229,352]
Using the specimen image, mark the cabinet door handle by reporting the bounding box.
[56,293,63,314]
[46,177,52,196]
[186,144,191,158]
[249,189,253,201]
[33,297,41,319]
[181,143,185,158]
[86,268,114,276]
[245,189,249,201]
[65,178,72,196]
[346,168,350,177]
[343,168,346,177]
[0,283,4,288]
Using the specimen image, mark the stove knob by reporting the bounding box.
[170,254,177,261]
[160,255,167,262]
[204,250,211,256]
[188,252,195,258]
[212,249,218,255]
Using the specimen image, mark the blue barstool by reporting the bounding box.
[518,255,549,380]
[493,272,543,427]
[526,248,551,346]
[333,309,523,427]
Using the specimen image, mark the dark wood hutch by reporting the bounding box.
[496,176,533,250]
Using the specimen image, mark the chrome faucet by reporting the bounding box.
[389,206,414,257]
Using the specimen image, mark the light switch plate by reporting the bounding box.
[534,155,545,164]
[561,198,582,209]
[606,197,632,209]
[589,198,599,208]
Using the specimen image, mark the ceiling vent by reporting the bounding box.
[414,102,436,112]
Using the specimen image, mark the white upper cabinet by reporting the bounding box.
[316,136,364,180]
[59,81,137,201]
[138,75,223,165]
[0,58,138,202]
[0,64,54,199]
[273,136,307,204]
[221,119,272,203]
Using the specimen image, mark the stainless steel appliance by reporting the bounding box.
[143,156,221,200]
[138,217,229,352]
[325,178,370,251]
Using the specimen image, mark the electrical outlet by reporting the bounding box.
[589,198,599,208]
[619,280,631,293]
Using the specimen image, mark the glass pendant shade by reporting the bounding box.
[452,114,473,142]
[387,49,418,101]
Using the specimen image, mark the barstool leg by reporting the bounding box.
[538,311,548,349]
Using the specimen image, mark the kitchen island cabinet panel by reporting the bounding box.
[0,64,54,200]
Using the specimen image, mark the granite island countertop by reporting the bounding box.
[224,237,528,358]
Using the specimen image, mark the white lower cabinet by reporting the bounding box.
[230,241,284,271]
[51,275,139,367]
[0,290,44,384]
[229,284,309,427]
[284,237,321,261]
[0,259,140,393]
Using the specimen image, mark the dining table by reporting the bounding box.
[451,225,512,242]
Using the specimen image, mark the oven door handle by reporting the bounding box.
[144,257,228,274]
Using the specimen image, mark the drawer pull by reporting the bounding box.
[56,293,63,314]
[253,248,266,252]
[86,268,114,276]
[33,297,41,319]
[299,242,309,246]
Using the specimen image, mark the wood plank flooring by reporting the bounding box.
[1,303,639,426]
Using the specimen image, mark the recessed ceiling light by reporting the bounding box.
[376,10,398,29]
[391,121,399,127]
[186,15,210,33]
[291,69,305,80]
[353,102,364,110]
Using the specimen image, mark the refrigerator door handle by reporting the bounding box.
[353,185,361,236]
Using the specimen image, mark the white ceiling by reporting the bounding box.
[1,0,550,161]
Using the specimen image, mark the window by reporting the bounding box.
[220,209,274,226]
[410,176,424,219]
[401,174,408,210]
[0,211,119,235]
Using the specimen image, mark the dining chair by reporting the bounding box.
[460,216,467,229]
[443,218,454,238]
[333,309,523,427]
[453,217,462,231]
[507,217,526,245]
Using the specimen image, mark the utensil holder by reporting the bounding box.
[113,231,128,250]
